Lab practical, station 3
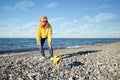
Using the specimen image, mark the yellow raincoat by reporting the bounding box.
[36,23,52,45]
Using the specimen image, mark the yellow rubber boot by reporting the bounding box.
[53,55,61,64]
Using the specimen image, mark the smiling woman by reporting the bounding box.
[36,16,53,60]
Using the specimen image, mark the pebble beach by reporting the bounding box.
[0,42,120,80]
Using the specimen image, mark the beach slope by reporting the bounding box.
[0,42,120,80]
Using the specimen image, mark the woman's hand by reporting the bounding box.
[37,42,41,48]
[48,43,52,49]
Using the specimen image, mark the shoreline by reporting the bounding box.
[0,42,120,79]
[0,42,119,57]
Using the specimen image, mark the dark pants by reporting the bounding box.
[39,38,53,58]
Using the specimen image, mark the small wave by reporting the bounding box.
[66,45,87,48]
[0,48,39,54]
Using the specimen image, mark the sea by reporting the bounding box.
[0,38,120,56]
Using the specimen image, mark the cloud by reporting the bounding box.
[60,22,74,27]
[82,16,95,22]
[59,19,77,27]
[94,4,110,10]
[0,18,37,38]
[53,22,95,38]
[49,17,64,23]
[3,1,35,11]
[23,22,37,28]
[53,14,120,38]
[82,13,120,23]
[1,14,120,38]
[95,13,120,22]
[45,2,58,8]
[18,22,37,37]
[97,0,109,2]
[2,6,15,11]
[0,18,19,28]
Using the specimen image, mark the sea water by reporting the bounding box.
[0,38,120,55]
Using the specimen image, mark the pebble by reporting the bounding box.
[0,42,120,80]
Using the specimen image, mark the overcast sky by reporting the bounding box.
[0,0,120,38]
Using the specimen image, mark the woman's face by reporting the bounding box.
[42,19,48,26]
[41,16,48,26]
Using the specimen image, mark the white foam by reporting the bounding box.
[0,51,38,57]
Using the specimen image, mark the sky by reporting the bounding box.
[0,0,120,38]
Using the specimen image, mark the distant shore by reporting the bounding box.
[0,42,120,80]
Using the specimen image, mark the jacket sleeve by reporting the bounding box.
[36,24,41,43]
[48,26,52,45]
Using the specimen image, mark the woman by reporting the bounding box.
[36,16,53,60]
